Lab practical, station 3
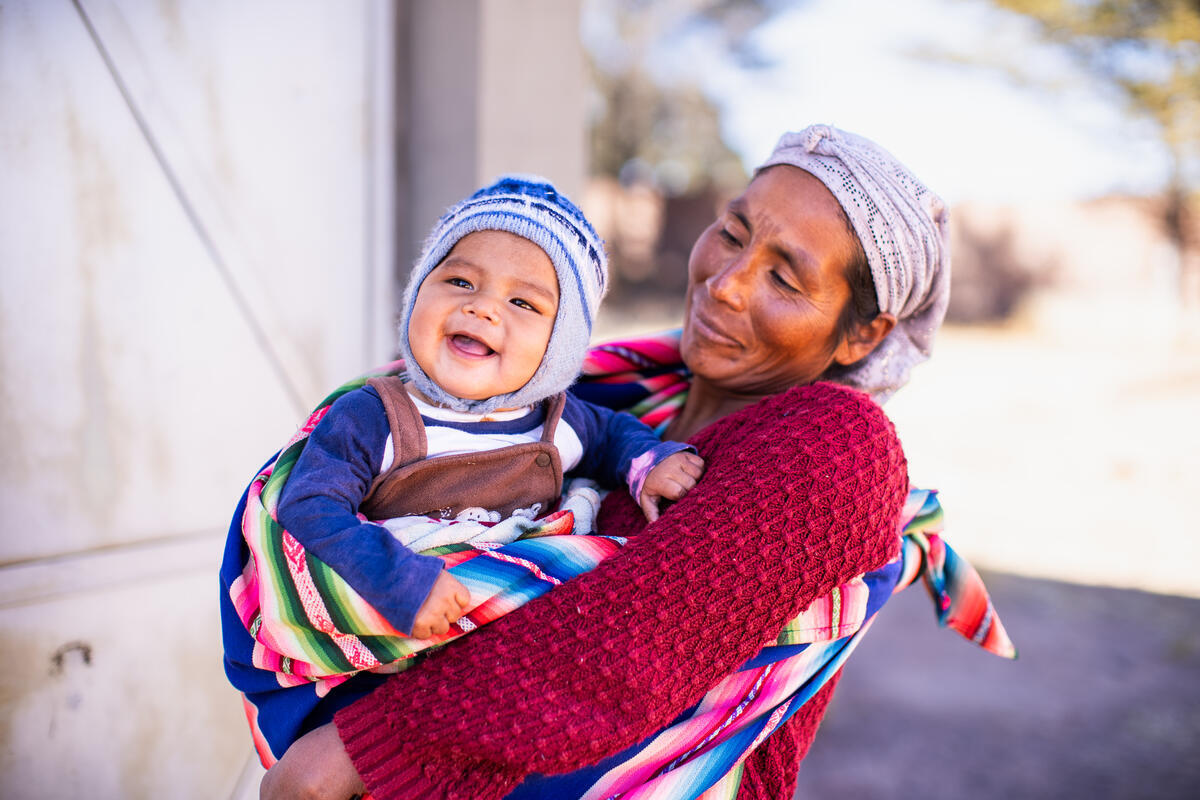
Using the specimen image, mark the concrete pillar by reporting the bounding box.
[398,0,588,269]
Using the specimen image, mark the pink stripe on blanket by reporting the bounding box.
[479,550,563,586]
[279,530,381,671]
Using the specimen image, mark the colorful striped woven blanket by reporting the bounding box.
[227,361,622,695]
[224,330,1015,792]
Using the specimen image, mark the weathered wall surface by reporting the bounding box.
[0,1,586,797]
[0,1,393,795]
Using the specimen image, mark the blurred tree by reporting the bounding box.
[979,0,1200,299]
[590,69,748,195]
[584,0,785,302]
[584,0,779,195]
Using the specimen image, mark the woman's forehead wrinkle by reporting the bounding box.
[727,199,751,229]
[758,212,816,277]
[734,183,826,283]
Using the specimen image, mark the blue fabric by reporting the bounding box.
[561,395,692,490]
[503,716,690,800]
[222,384,690,763]
[277,386,445,635]
[219,458,313,760]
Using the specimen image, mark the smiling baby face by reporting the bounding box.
[406,230,559,409]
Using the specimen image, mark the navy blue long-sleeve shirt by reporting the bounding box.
[276,386,688,636]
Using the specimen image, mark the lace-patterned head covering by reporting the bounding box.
[758,125,951,403]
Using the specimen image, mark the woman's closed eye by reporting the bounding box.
[770,269,800,293]
[719,226,743,247]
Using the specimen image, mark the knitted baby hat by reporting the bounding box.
[758,125,951,404]
[398,175,608,413]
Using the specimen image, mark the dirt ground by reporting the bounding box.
[794,571,1200,799]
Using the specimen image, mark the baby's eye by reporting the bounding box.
[446,277,472,289]
[510,298,539,312]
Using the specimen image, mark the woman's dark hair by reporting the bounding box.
[825,209,879,376]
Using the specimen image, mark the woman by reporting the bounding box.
[262,124,965,799]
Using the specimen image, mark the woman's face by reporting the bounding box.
[681,165,861,396]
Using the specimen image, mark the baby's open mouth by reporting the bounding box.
[449,334,495,356]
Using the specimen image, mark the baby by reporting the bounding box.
[275,175,704,643]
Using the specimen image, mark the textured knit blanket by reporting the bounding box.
[226,331,1015,791]
[574,486,1012,800]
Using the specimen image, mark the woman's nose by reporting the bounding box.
[705,257,751,311]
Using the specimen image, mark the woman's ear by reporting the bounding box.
[833,313,896,367]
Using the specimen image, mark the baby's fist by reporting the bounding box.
[638,451,705,522]
[411,570,471,640]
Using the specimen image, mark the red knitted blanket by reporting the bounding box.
[337,380,912,800]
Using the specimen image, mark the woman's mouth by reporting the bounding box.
[448,333,495,357]
[689,306,742,348]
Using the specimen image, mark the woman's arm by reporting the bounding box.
[277,382,907,800]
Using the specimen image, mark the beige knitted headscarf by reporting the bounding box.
[758,124,951,403]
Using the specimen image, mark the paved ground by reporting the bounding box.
[793,571,1200,799]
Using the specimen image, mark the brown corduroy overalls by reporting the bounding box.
[358,376,568,522]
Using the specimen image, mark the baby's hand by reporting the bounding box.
[638,451,705,522]
[411,571,471,639]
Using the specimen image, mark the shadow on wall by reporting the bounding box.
[794,573,1200,799]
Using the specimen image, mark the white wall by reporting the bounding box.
[0,1,587,797]
[0,0,392,565]
[0,0,386,796]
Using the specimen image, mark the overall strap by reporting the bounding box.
[366,376,427,466]
[540,393,566,444]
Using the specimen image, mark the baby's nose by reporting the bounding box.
[463,296,501,322]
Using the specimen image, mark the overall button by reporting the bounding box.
[535,453,552,468]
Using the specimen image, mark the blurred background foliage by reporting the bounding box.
[585,0,770,195]
[583,0,1200,319]
[584,0,764,303]
[946,0,1200,294]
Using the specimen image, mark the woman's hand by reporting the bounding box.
[260,722,366,800]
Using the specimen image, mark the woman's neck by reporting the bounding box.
[664,378,768,441]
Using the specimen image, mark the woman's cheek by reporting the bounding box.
[687,228,721,283]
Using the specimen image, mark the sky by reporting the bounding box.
[587,0,1171,205]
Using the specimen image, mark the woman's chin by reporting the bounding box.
[681,349,744,387]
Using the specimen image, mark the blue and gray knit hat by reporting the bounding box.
[398,175,608,413]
